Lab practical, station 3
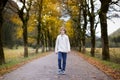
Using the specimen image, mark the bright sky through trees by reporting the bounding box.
[14,0,120,37]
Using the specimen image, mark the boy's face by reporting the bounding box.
[60,29,65,35]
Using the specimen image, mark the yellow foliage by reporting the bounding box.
[42,15,63,39]
[10,15,22,26]
[28,37,36,44]
[16,27,23,39]
[28,14,36,33]
[65,20,74,38]
[42,0,60,17]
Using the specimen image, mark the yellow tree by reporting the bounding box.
[34,0,62,51]
[65,20,74,39]
[32,0,43,53]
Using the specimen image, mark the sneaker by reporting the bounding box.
[57,69,62,74]
[61,70,66,75]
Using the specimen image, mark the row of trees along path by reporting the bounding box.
[0,0,119,79]
[0,0,120,65]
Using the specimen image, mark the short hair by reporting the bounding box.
[60,27,66,33]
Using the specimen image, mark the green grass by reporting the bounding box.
[101,60,120,70]
[0,47,50,75]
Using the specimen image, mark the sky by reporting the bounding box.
[61,16,120,37]
[96,18,120,37]
[94,0,120,37]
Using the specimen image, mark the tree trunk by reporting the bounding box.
[23,22,28,57]
[48,31,52,51]
[36,0,43,53]
[82,5,87,53]
[80,0,87,53]
[18,0,32,57]
[99,13,110,60]
[78,2,82,52]
[36,22,41,53]
[99,0,111,60]
[90,25,95,57]
[0,0,8,65]
[90,0,95,57]
[0,19,5,65]
[41,34,45,52]
[45,31,48,52]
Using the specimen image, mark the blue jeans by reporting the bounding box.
[58,52,67,71]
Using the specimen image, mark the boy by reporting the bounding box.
[55,27,70,75]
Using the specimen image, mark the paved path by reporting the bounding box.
[0,52,113,80]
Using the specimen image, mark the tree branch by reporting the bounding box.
[6,0,19,13]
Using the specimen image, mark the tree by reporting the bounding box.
[81,0,88,53]
[77,0,82,52]
[2,1,18,49]
[0,0,9,65]
[33,0,43,53]
[17,0,32,57]
[99,0,111,60]
[40,0,61,51]
[87,0,95,57]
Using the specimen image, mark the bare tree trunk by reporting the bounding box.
[48,31,52,51]
[0,19,5,64]
[23,22,28,57]
[80,0,88,53]
[90,26,95,57]
[99,0,111,60]
[36,22,41,53]
[45,31,48,52]
[41,33,45,52]
[0,0,8,65]
[89,0,95,57]
[78,0,82,52]
[82,1,87,53]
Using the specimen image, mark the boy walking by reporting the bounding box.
[55,27,70,75]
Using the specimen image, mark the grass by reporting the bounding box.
[0,47,51,76]
[75,48,120,80]
[86,48,120,71]
[101,60,120,70]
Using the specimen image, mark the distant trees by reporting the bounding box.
[3,1,18,48]
[109,28,120,47]
[34,0,43,53]
[2,18,16,48]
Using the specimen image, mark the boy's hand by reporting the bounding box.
[68,51,70,54]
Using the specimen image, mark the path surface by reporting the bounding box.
[0,52,113,80]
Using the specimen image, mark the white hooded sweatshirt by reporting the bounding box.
[55,34,70,53]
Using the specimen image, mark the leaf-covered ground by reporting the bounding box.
[75,51,120,80]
